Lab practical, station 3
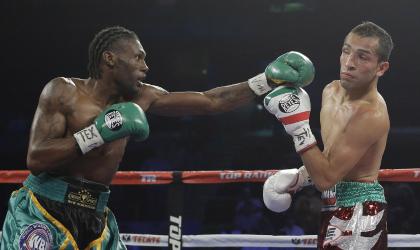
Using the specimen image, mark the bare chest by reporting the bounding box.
[320,101,353,153]
[65,97,128,167]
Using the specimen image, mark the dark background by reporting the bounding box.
[1,0,420,249]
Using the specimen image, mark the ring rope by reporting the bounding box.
[119,234,420,248]
[0,233,419,247]
[1,169,419,248]
[1,168,420,184]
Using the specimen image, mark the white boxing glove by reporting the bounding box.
[264,86,316,153]
[263,166,312,212]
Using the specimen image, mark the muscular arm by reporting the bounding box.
[145,81,256,116]
[301,107,388,191]
[26,78,79,174]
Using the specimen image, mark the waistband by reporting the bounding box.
[23,173,110,213]
[335,181,386,207]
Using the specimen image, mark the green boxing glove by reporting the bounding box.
[248,51,315,96]
[74,102,149,154]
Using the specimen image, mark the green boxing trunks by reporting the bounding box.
[0,173,126,249]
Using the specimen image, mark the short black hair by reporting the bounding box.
[349,21,394,62]
[88,26,138,79]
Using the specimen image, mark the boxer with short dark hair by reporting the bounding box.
[0,26,315,249]
[263,21,393,249]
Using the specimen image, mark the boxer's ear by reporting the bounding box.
[376,61,389,77]
[103,51,115,67]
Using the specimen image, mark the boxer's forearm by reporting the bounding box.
[300,146,338,191]
[26,137,80,173]
[146,82,255,116]
[202,81,256,113]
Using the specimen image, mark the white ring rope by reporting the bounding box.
[1,232,419,247]
[118,233,420,248]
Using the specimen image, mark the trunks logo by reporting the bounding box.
[278,94,300,113]
[19,223,52,250]
[323,203,384,248]
[105,110,123,131]
[323,225,343,247]
[321,185,337,206]
[66,188,98,210]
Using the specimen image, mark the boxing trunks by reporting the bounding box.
[318,181,387,250]
[0,173,126,249]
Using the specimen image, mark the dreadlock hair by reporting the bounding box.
[349,21,394,62]
[88,26,138,79]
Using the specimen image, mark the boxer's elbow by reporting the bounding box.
[27,155,42,174]
[313,174,339,192]
[26,152,49,174]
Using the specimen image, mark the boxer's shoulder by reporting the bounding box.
[141,83,168,96]
[42,77,78,96]
[323,80,340,94]
[39,77,79,111]
[133,82,169,107]
[321,80,340,105]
